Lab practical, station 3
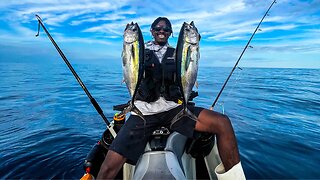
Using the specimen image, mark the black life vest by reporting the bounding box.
[135,47,182,103]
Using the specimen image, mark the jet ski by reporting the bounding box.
[81,100,221,180]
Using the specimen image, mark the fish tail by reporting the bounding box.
[118,101,146,135]
[131,104,146,122]
[119,101,145,121]
[118,103,131,117]
[170,107,197,129]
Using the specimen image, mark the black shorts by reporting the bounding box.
[109,105,204,164]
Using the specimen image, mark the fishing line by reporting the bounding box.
[218,66,250,114]
[35,15,115,135]
[215,67,241,114]
[210,0,277,110]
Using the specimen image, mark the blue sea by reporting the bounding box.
[0,61,319,179]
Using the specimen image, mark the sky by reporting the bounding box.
[0,0,319,68]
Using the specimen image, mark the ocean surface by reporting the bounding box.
[0,61,319,179]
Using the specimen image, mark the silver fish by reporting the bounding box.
[121,22,144,116]
[173,21,200,124]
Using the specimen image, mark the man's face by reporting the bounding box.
[151,20,172,45]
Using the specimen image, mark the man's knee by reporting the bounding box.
[205,110,233,134]
[197,109,232,133]
[220,114,231,125]
[98,150,126,178]
[216,114,235,135]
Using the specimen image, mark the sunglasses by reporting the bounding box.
[153,26,172,32]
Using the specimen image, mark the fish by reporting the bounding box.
[121,22,145,116]
[172,21,201,125]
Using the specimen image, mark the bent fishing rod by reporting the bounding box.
[210,0,277,110]
[35,14,111,127]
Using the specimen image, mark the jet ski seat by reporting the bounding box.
[132,131,188,180]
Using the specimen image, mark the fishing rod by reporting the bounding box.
[35,14,111,127]
[210,0,277,109]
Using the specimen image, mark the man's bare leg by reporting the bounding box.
[97,150,127,179]
[195,109,240,171]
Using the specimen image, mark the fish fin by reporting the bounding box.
[170,107,197,129]
[125,23,130,31]
[195,81,199,89]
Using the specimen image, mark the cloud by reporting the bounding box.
[70,11,135,26]
[3,1,132,26]
[0,0,319,68]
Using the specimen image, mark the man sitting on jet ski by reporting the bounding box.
[97,17,246,179]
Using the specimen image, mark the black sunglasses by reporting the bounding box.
[153,26,172,32]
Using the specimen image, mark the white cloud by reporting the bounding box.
[0,0,319,68]
[70,11,135,26]
[260,24,297,32]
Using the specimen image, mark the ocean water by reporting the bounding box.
[0,61,319,179]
